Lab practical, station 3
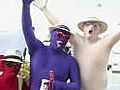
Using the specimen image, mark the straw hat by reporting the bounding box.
[78,17,108,33]
[2,49,23,63]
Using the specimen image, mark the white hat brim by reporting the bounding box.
[78,20,108,33]
[2,59,22,63]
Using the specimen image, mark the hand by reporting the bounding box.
[22,0,35,5]
[0,71,3,76]
[40,79,49,90]
[33,0,48,11]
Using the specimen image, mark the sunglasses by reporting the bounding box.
[55,31,70,41]
[1,61,20,69]
[43,82,49,85]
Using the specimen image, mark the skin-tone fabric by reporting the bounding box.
[70,22,120,90]
[22,0,80,90]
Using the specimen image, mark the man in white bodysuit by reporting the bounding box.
[33,1,120,90]
[69,17,120,90]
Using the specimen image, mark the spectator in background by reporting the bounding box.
[18,47,30,86]
[0,49,29,90]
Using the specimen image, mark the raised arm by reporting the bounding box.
[103,31,120,49]
[22,0,43,54]
[33,0,60,26]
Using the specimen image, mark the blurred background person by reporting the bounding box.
[0,49,29,90]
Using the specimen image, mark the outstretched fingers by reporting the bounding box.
[33,0,48,11]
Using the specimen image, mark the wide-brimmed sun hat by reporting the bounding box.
[2,49,23,63]
[49,25,72,34]
[78,17,108,33]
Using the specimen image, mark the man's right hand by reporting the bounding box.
[40,79,49,90]
[22,0,35,5]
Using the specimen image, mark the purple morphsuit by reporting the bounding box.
[22,0,81,90]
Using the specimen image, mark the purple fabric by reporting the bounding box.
[22,0,81,90]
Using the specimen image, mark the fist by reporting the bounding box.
[40,79,49,90]
[22,0,34,5]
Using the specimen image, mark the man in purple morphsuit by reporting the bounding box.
[21,0,81,90]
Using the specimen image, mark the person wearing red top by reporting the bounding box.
[0,49,29,90]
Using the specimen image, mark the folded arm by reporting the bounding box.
[54,58,80,90]
[54,80,80,90]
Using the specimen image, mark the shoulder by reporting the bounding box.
[70,32,83,42]
[66,54,78,64]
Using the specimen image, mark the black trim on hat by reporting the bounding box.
[5,55,22,61]
[49,25,71,34]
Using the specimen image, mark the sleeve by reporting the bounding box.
[22,4,44,54]
[54,58,81,90]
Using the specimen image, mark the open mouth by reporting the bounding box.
[57,41,63,48]
[89,30,93,34]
